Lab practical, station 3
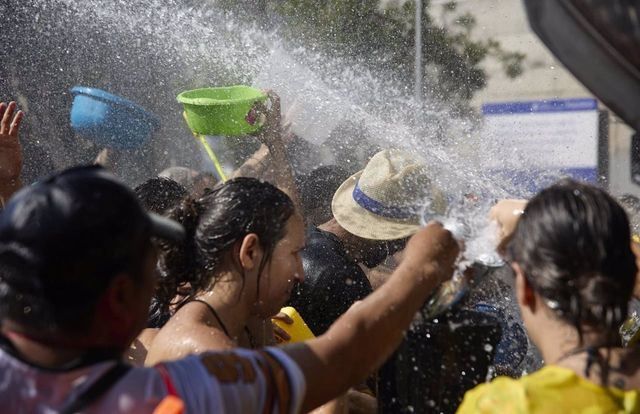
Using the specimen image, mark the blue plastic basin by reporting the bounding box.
[70,86,160,150]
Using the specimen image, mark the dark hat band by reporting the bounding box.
[352,182,421,220]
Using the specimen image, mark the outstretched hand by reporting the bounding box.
[0,101,25,204]
[489,199,527,245]
[402,221,459,286]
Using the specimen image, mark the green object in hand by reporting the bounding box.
[177,86,268,136]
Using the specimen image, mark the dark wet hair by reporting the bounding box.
[192,171,218,196]
[153,177,295,321]
[505,179,636,381]
[299,165,350,225]
[134,177,188,215]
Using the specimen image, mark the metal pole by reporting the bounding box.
[415,0,423,103]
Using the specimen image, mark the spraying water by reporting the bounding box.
[3,0,558,196]
[2,0,545,409]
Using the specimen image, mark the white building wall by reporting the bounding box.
[430,0,638,195]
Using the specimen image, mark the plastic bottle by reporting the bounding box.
[272,306,315,343]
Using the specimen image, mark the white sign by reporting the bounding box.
[481,98,599,182]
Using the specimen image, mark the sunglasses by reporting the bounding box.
[385,237,409,256]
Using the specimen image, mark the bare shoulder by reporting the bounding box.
[144,314,235,366]
[125,328,159,366]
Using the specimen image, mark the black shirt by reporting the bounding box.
[288,227,373,336]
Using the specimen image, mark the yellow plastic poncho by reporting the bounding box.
[457,366,640,414]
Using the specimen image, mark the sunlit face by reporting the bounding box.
[257,213,306,318]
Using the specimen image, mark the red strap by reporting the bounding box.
[155,363,179,397]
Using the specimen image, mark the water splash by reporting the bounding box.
[4,2,550,391]
[5,0,558,197]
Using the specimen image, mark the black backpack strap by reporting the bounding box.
[59,362,131,414]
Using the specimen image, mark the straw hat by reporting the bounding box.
[331,149,447,240]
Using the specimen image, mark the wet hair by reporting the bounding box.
[299,165,350,225]
[153,177,295,321]
[158,167,218,197]
[505,179,636,381]
[192,171,218,196]
[134,177,188,215]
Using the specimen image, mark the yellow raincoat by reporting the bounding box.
[457,365,640,414]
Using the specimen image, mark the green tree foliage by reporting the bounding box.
[216,0,525,110]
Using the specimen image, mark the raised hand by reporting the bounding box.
[251,90,302,210]
[0,101,25,204]
[402,221,459,286]
[254,90,283,150]
[489,199,527,243]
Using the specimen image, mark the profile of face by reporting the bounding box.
[257,213,306,317]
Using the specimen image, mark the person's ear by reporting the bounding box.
[238,233,264,271]
[96,273,139,343]
[513,262,537,313]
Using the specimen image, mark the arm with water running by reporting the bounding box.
[254,91,301,211]
[285,221,459,412]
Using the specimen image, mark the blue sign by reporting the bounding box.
[482,98,597,115]
[481,98,600,194]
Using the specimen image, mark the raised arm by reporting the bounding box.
[254,92,301,210]
[286,222,459,412]
[0,101,24,206]
[229,143,272,179]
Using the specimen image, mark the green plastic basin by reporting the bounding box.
[177,86,268,136]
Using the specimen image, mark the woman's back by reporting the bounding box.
[461,181,640,413]
[458,365,640,414]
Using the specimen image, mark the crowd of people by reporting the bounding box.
[1,91,640,414]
